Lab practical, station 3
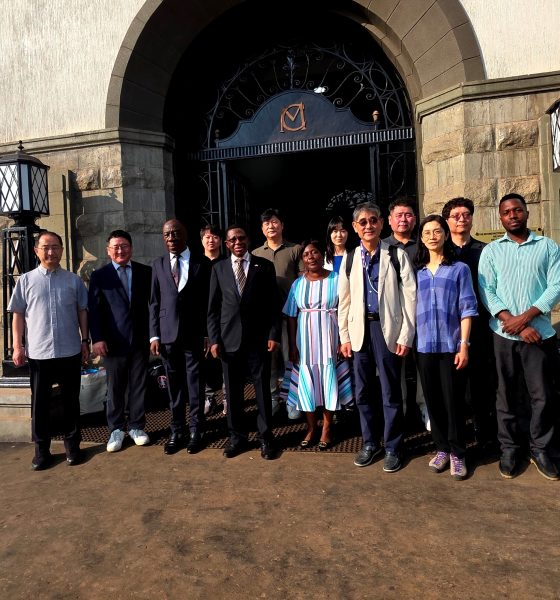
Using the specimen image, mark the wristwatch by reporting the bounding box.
[81,338,91,344]
[459,339,471,346]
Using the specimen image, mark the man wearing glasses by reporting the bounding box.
[338,202,416,473]
[88,230,152,453]
[442,197,497,454]
[150,219,211,455]
[8,231,89,470]
[208,225,281,459]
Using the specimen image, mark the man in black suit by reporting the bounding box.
[208,225,282,459]
[88,230,152,452]
[150,219,211,455]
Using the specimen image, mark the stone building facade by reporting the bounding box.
[1,0,560,368]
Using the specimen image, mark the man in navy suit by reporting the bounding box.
[88,230,152,452]
[208,225,282,459]
[150,219,211,455]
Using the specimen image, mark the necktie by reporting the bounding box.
[118,265,130,300]
[171,254,180,288]
[235,258,246,294]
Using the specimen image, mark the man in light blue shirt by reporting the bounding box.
[478,193,560,481]
[8,231,89,471]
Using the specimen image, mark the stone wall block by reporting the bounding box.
[76,212,103,236]
[465,152,496,181]
[423,163,439,193]
[464,179,497,206]
[498,176,541,203]
[436,155,465,188]
[463,126,494,153]
[496,121,538,150]
[422,130,463,164]
[78,145,121,169]
[75,168,100,191]
[464,100,491,128]
[100,165,123,188]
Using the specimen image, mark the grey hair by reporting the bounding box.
[352,202,382,221]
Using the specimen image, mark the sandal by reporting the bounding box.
[318,439,332,451]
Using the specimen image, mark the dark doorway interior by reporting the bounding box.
[229,146,370,246]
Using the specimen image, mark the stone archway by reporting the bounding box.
[105,0,485,132]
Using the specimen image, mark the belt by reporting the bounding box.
[366,312,380,321]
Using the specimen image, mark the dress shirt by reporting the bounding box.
[112,260,131,298]
[170,247,190,292]
[478,231,560,341]
[360,242,380,314]
[7,265,88,359]
[416,261,477,354]
[230,251,251,294]
[252,240,302,300]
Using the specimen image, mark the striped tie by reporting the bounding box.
[235,258,246,294]
[118,265,130,300]
[171,254,180,288]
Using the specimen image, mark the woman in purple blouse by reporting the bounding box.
[414,215,478,480]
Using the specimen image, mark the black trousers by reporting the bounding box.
[466,318,498,444]
[417,352,467,458]
[493,333,558,452]
[104,347,149,433]
[28,353,82,455]
[221,347,273,445]
[161,343,205,435]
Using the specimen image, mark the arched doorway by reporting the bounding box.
[164,3,416,243]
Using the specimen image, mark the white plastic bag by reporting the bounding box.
[80,367,107,415]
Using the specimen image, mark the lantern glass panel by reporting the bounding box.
[0,164,21,213]
[552,103,560,172]
[30,165,49,214]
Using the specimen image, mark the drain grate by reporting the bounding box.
[56,385,447,454]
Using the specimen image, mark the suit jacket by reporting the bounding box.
[149,251,211,347]
[338,240,416,353]
[88,260,152,355]
[207,254,282,353]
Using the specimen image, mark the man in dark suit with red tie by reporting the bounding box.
[207,225,282,459]
[88,230,152,453]
[150,219,211,455]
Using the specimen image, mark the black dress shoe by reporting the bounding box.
[31,453,53,471]
[187,432,202,454]
[223,440,247,458]
[260,441,276,460]
[66,449,83,466]
[164,432,185,455]
[499,449,518,479]
[530,450,559,481]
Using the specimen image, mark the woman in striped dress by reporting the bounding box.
[283,240,353,449]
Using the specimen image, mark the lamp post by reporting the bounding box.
[0,142,50,378]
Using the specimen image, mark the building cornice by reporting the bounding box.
[416,71,560,122]
[0,128,175,156]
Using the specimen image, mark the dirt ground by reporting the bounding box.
[1,441,559,600]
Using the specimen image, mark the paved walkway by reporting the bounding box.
[1,442,559,600]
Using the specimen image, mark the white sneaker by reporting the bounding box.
[129,429,150,446]
[421,405,431,432]
[107,429,125,452]
[287,404,301,420]
[204,395,216,416]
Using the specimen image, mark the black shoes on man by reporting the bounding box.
[499,448,559,481]
[164,431,204,455]
[223,439,277,460]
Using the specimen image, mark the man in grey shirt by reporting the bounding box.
[8,231,89,470]
[252,208,303,417]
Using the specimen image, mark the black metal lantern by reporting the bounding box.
[1,142,50,378]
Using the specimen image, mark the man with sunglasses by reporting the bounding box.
[442,197,498,455]
[150,219,212,455]
[338,202,416,472]
[208,225,282,459]
[88,230,152,453]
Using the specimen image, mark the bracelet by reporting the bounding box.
[81,338,91,344]
[459,340,470,346]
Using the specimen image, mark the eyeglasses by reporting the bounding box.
[449,212,472,221]
[108,244,130,251]
[36,245,62,252]
[355,216,380,227]
[421,229,445,238]
[226,235,247,243]
[163,230,181,239]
